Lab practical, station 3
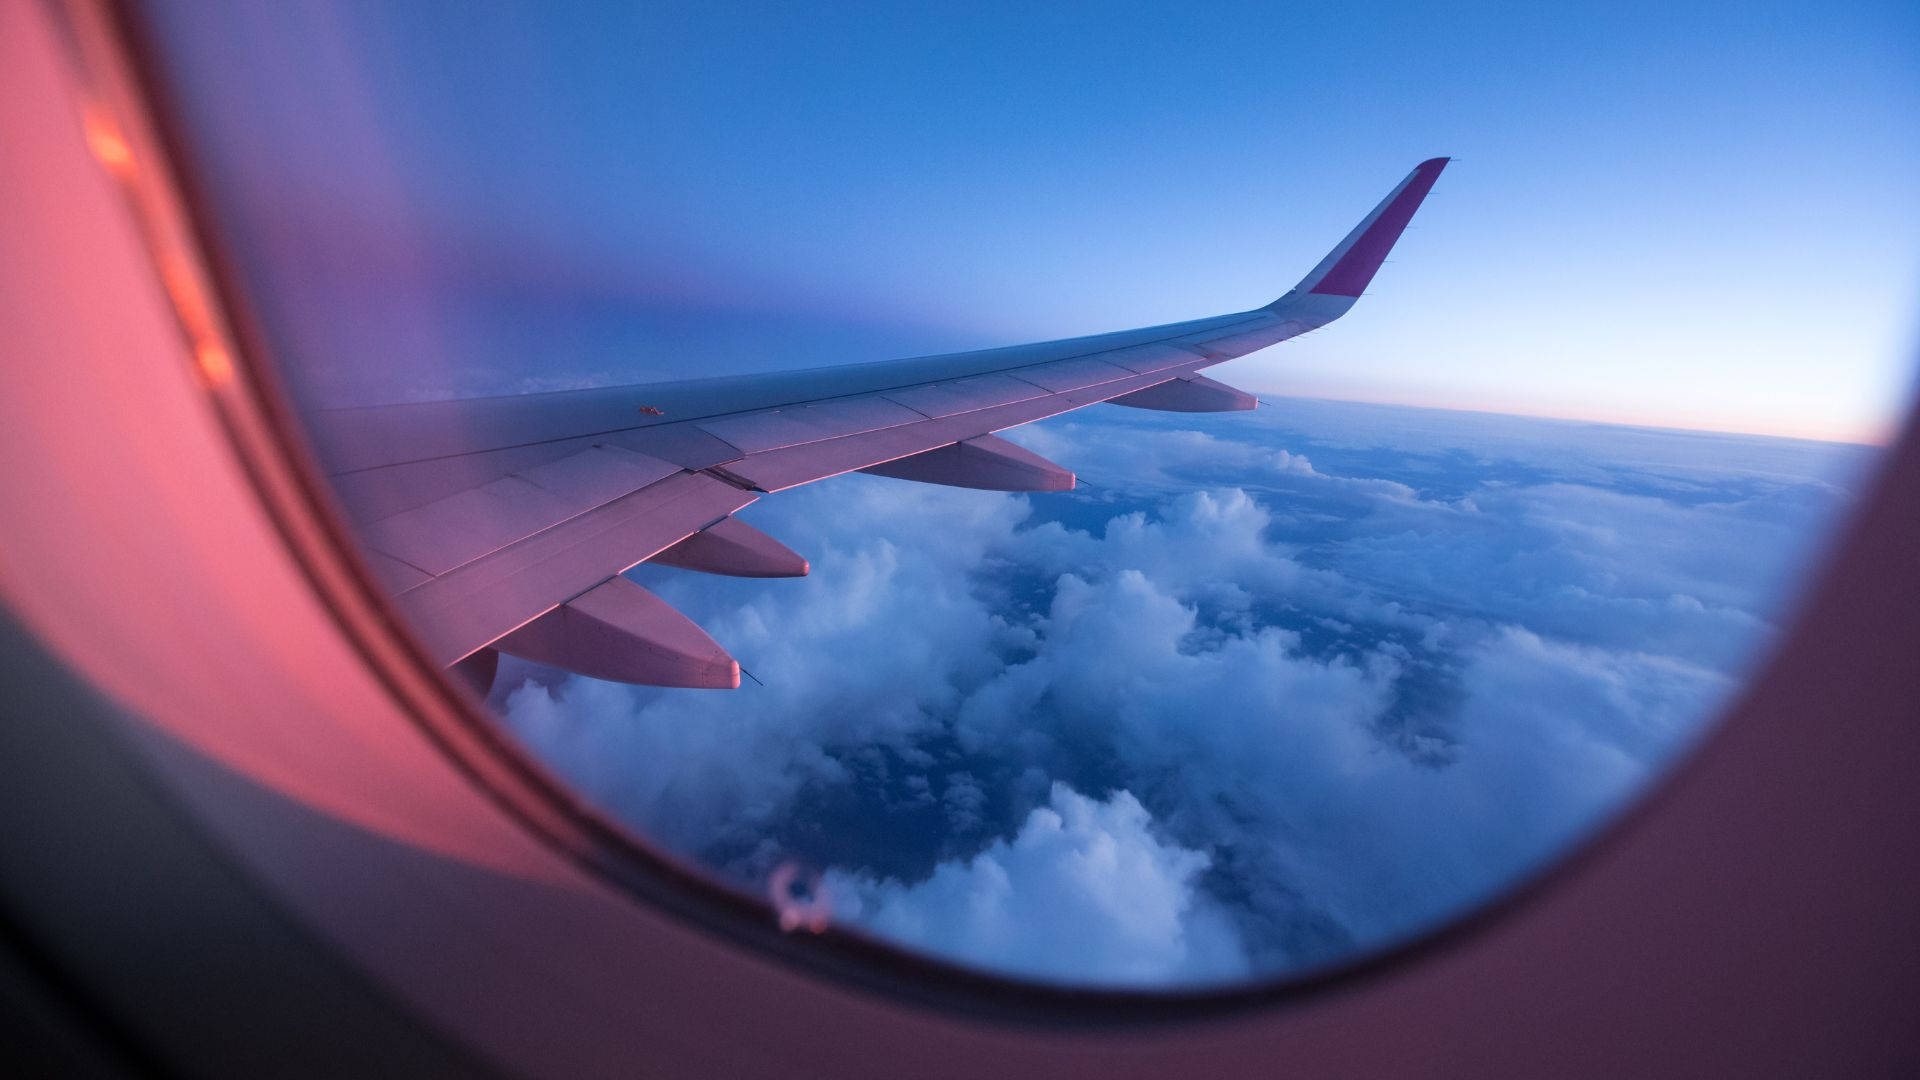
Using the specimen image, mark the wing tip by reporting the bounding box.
[1297,157,1451,300]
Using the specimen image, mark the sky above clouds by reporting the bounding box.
[492,401,1867,985]
[144,1,1918,440]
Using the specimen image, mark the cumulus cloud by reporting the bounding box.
[826,783,1249,986]
[491,397,1861,985]
[497,478,1033,857]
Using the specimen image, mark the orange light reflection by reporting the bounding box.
[81,105,133,179]
[194,342,234,386]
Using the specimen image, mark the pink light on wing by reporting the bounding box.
[1311,157,1450,298]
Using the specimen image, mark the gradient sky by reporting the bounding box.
[153,1,1919,442]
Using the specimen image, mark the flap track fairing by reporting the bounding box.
[650,516,810,578]
[857,434,1074,492]
[1107,374,1258,413]
[495,577,740,689]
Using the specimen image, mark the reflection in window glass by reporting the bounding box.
[135,2,1913,987]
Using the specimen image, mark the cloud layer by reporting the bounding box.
[827,783,1248,985]
[492,398,1865,985]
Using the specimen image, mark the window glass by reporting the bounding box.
[133,1,1915,988]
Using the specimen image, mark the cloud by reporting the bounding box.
[826,783,1249,986]
[490,397,1858,983]
[497,478,1034,858]
[931,560,1730,966]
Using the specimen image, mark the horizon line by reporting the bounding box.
[1246,386,1896,448]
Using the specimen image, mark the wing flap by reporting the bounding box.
[395,470,755,666]
[791,395,927,434]
[882,373,1049,419]
[359,445,680,577]
[1102,341,1221,375]
[716,423,943,493]
[1181,318,1305,358]
[608,423,746,470]
[332,439,591,524]
[1008,357,1138,394]
[696,410,839,455]
[695,393,925,454]
[365,550,432,593]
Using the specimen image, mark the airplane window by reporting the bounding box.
[122,2,1915,993]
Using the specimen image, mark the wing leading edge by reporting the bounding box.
[322,158,1449,691]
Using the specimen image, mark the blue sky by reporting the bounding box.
[150,0,1920,441]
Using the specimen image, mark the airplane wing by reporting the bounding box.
[310,158,1450,691]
